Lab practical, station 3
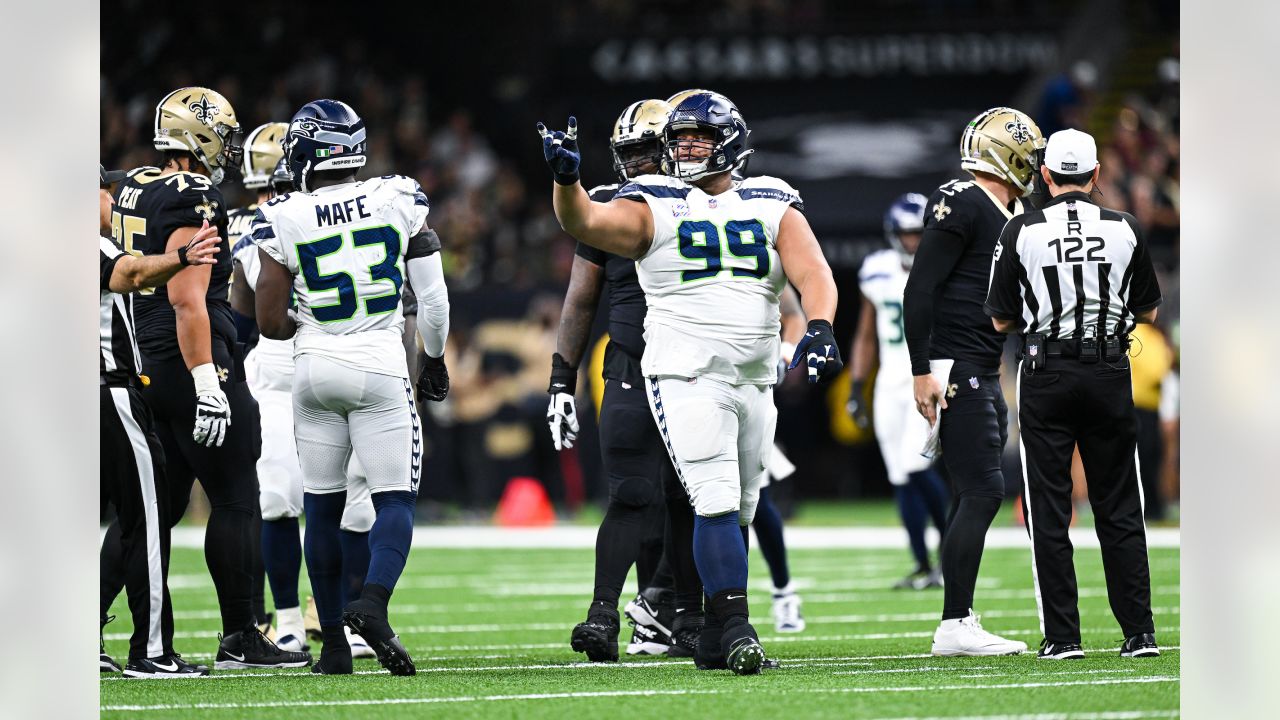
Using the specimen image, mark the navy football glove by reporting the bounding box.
[536,117,581,185]
[788,319,843,384]
[847,380,870,428]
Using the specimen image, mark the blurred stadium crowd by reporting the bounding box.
[100,0,1179,520]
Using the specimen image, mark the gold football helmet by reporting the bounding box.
[611,99,673,181]
[153,87,243,185]
[241,122,288,190]
[960,107,1046,196]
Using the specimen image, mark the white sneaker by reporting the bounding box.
[931,610,1027,656]
[274,606,308,652]
[346,626,376,658]
[771,586,806,633]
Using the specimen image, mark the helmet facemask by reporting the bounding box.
[611,137,664,181]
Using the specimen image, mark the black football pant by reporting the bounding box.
[937,363,1008,620]
[1017,357,1154,644]
[101,385,174,661]
[591,379,667,609]
[142,343,261,635]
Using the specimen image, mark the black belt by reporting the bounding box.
[1032,336,1130,363]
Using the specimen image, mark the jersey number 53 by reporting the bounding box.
[296,225,403,323]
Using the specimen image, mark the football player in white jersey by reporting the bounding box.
[538,91,841,675]
[230,155,378,658]
[252,100,451,676]
[847,194,950,590]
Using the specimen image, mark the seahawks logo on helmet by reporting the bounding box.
[188,95,221,125]
[1004,120,1032,145]
[290,119,321,138]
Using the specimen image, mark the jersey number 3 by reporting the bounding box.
[296,225,403,323]
[678,219,770,282]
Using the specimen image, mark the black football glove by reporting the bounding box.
[416,353,450,402]
[536,117,581,185]
[788,319,843,384]
[846,380,870,428]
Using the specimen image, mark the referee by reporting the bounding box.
[100,166,220,677]
[985,129,1162,660]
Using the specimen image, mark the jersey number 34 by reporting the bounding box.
[678,219,770,282]
[296,225,403,323]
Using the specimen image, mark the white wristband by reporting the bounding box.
[191,363,220,395]
[780,341,797,365]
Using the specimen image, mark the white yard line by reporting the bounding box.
[159,525,1179,550]
[866,712,1178,720]
[101,676,1179,712]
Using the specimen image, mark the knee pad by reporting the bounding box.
[611,475,657,509]
[260,489,302,521]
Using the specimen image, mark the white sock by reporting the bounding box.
[772,582,796,598]
[276,606,303,629]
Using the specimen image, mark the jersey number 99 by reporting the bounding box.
[296,225,403,323]
[678,219,770,283]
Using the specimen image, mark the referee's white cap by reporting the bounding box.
[1044,129,1098,174]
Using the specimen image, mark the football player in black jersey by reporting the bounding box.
[106,87,310,670]
[549,98,684,663]
[903,107,1045,656]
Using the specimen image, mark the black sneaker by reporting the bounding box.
[1120,633,1160,658]
[101,615,121,673]
[215,624,312,670]
[722,622,766,676]
[1038,639,1085,660]
[123,654,210,678]
[624,589,673,655]
[343,598,416,676]
[668,610,703,658]
[571,605,620,663]
[694,611,726,670]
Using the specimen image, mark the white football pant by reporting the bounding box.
[873,373,933,486]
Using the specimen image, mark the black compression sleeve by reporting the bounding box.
[903,227,967,376]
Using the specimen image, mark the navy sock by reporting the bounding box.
[910,469,951,535]
[302,492,346,627]
[895,484,930,571]
[752,487,791,589]
[339,530,371,607]
[367,491,415,592]
[693,512,748,597]
[262,517,302,609]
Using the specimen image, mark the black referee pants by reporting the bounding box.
[101,384,174,660]
[1017,358,1155,644]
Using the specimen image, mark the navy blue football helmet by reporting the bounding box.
[269,157,293,196]
[662,92,752,181]
[884,193,928,269]
[283,99,367,192]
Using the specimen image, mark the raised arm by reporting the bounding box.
[538,116,653,259]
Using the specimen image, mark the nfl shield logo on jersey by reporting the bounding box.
[969,376,979,389]
[1029,343,1039,357]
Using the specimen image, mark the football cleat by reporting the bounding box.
[1038,640,1085,660]
[304,596,322,642]
[1120,633,1160,658]
[215,624,312,670]
[347,626,376,659]
[343,598,416,676]
[694,610,726,670]
[894,569,930,590]
[571,605,620,663]
[101,615,121,673]
[624,588,674,656]
[919,567,944,589]
[771,587,806,633]
[931,610,1028,657]
[722,623,766,676]
[668,610,703,658]
[123,654,210,679]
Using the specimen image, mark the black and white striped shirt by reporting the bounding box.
[100,237,142,386]
[985,191,1161,339]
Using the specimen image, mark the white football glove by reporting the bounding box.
[191,363,231,448]
[547,392,579,451]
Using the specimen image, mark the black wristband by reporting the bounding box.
[423,353,445,369]
[552,170,580,186]
[807,318,834,335]
[177,244,191,267]
[548,352,578,394]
